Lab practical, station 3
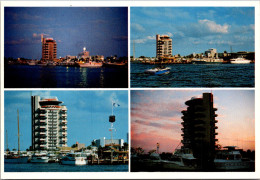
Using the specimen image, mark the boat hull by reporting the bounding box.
[4,156,29,164]
[161,160,197,170]
[214,160,252,170]
[230,60,251,64]
[79,63,103,67]
[61,158,87,165]
[30,157,49,163]
[145,67,170,75]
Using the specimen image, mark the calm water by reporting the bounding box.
[5,65,128,88]
[4,163,128,172]
[131,63,255,87]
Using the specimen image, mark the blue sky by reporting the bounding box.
[5,7,128,59]
[131,7,255,57]
[4,91,128,151]
[131,90,255,152]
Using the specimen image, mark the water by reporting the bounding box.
[4,163,128,172]
[131,63,255,87]
[5,65,128,88]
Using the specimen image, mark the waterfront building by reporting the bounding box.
[94,137,124,148]
[31,96,68,151]
[205,48,218,58]
[78,47,90,59]
[41,35,57,61]
[156,34,172,58]
[181,93,218,169]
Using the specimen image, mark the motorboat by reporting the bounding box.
[191,58,207,64]
[145,67,170,75]
[77,61,103,68]
[230,57,251,64]
[60,152,88,165]
[214,146,253,170]
[161,148,198,170]
[30,152,49,163]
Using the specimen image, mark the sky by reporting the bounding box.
[4,7,128,59]
[4,91,128,151]
[131,7,255,57]
[131,90,255,153]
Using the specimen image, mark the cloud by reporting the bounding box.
[199,19,229,34]
[112,36,128,41]
[131,23,145,32]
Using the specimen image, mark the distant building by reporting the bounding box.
[41,35,57,61]
[181,93,218,169]
[78,47,90,59]
[31,96,68,151]
[66,55,77,60]
[156,34,172,58]
[94,137,124,148]
[205,48,218,58]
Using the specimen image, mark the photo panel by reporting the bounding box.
[4,90,129,172]
[131,89,255,172]
[4,7,128,88]
[130,7,255,88]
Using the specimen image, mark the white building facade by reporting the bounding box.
[94,137,124,148]
[31,96,68,151]
[156,34,173,58]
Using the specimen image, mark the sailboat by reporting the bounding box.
[5,110,29,163]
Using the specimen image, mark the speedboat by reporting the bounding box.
[30,152,49,163]
[61,152,88,165]
[145,67,170,75]
[230,57,251,64]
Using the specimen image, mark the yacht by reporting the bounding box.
[161,148,198,170]
[214,146,253,170]
[77,61,103,68]
[60,152,88,165]
[230,57,251,64]
[30,152,49,163]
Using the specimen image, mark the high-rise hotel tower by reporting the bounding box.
[41,34,57,61]
[31,96,67,151]
[156,34,172,58]
[181,93,218,169]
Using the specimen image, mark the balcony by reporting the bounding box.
[40,132,46,135]
[40,144,47,147]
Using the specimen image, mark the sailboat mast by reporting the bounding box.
[6,129,8,151]
[17,109,20,155]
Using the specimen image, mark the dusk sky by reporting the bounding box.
[4,91,128,151]
[131,7,255,57]
[131,90,255,153]
[5,7,128,59]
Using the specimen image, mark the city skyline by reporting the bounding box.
[4,7,128,59]
[131,90,255,153]
[4,91,128,151]
[131,7,255,57]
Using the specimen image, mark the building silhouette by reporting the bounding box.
[41,35,57,61]
[181,93,218,169]
[31,96,67,151]
[156,34,172,58]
